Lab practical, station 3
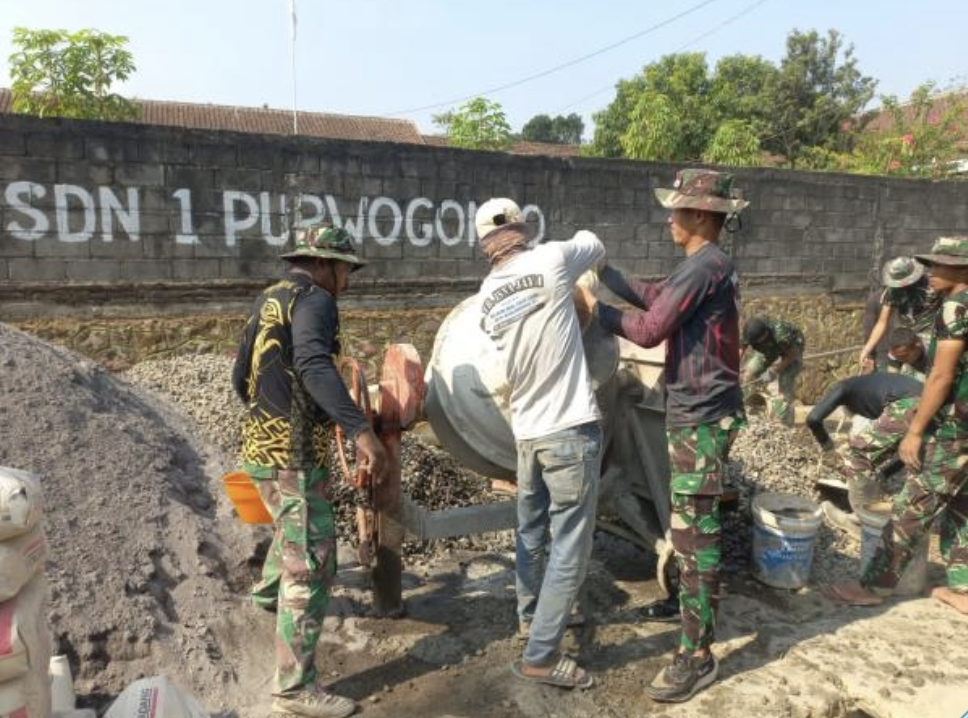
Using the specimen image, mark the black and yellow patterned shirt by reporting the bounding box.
[232,272,368,470]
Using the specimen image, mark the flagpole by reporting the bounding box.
[289,0,298,134]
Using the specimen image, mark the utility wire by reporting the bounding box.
[554,0,770,115]
[382,0,721,117]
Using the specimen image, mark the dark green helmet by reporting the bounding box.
[279,221,367,271]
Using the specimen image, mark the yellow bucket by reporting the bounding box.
[221,471,273,524]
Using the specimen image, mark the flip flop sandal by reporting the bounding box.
[641,597,680,623]
[511,656,594,689]
[820,583,883,606]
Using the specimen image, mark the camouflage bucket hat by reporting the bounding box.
[915,236,968,267]
[881,256,924,287]
[279,222,367,271]
[654,168,749,214]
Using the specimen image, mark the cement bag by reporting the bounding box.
[0,658,52,718]
[0,467,42,542]
[0,575,51,683]
[104,676,207,718]
[0,524,48,602]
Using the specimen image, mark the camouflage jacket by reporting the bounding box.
[881,277,942,333]
[746,318,804,365]
[927,287,968,435]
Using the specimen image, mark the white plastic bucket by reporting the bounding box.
[857,502,928,597]
[751,492,822,589]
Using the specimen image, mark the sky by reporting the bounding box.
[0,0,965,139]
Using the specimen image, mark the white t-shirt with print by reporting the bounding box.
[478,230,605,441]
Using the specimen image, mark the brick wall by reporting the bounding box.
[2,113,968,321]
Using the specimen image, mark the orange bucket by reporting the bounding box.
[221,471,273,524]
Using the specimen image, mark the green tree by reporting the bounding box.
[589,75,647,157]
[703,119,762,166]
[761,29,876,169]
[620,92,680,161]
[593,52,767,162]
[848,83,968,178]
[433,97,513,151]
[9,27,139,121]
[521,113,584,144]
[707,54,777,132]
[603,53,712,161]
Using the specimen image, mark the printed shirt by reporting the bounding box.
[596,242,743,428]
[926,287,968,433]
[881,277,942,334]
[478,231,605,441]
[232,272,369,469]
[745,318,804,365]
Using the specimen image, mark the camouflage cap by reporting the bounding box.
[881,256,924,287]
[279,221,367,271]
[654,168,749,214]
[915,236,968,267]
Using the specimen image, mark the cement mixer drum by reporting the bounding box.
[424,294,619,478]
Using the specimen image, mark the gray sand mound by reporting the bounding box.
[0,322,258,713]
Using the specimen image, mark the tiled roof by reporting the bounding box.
[864,90,968,134]
[0,88,425,144]
[0,88,584,156]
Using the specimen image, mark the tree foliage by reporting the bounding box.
[521,113,584,144]
[846,83,968,178]
[9,27,139,121]
[433,97,513,151]
[588,28,879,170]
[703,120,762,166]
[760,29,876,168]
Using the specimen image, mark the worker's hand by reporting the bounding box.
[898,432,923,471]
[353,428,388,488]
[858,350,874,374]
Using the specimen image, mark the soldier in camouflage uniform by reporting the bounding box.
[825,236,968,615]
[740,316,804,426]
[859,256,942,373]
[232,222,388,717]
[580,168,748,702]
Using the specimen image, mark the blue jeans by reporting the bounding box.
[516,421,602,666]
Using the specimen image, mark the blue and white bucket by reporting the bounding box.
[751,492,823,589]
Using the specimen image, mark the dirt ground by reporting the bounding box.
[217,527,968,718]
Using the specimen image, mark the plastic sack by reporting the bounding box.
[104,676,207,718]
[0,524,48,602]
[0,575,51,683]
[0,658,52,718]
[0,467,42,542]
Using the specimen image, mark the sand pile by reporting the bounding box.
[0,323,260,713]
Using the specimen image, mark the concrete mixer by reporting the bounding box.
[352,294,676,613]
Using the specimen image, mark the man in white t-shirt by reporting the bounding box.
[475,197,604,690]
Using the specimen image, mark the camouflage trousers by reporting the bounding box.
[667,413,746,652]
[842,397,920,512]
[861,431,968,593]
[247,465,338,695]
[742,351,802,426]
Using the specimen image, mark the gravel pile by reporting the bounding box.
[124,355,513,558]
